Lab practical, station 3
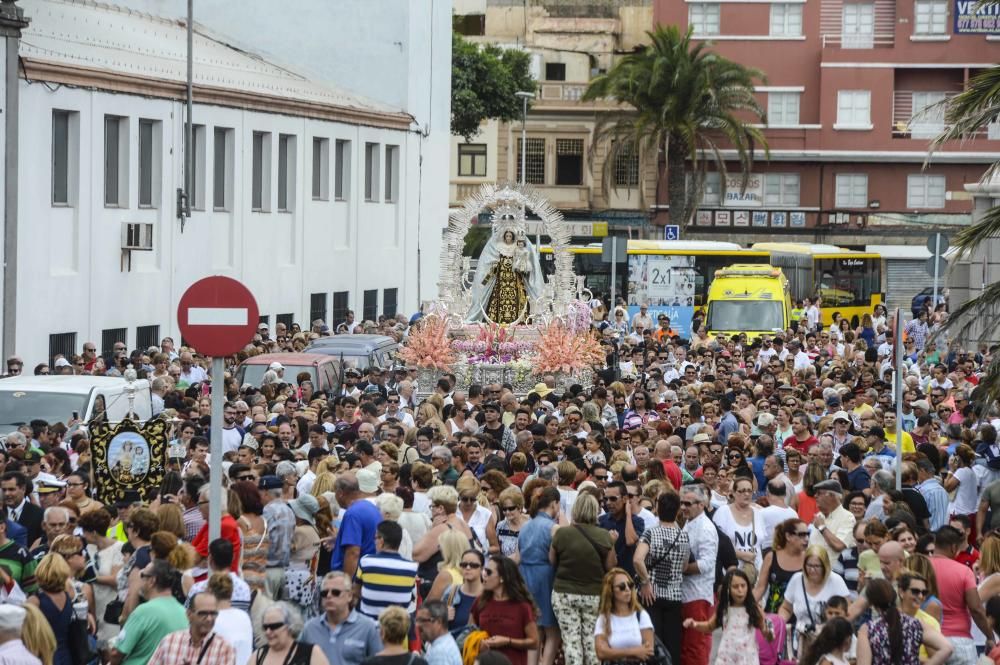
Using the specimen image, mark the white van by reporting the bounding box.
[0,376,153,436]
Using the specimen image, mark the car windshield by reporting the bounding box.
[707,300,784,331]
[0,390,89,429]
[237,365,318,387]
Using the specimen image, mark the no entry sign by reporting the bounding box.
[177,276,259,357]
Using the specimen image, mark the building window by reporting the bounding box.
[842,3,874,48]
[700,172,722,206]
[364,142,380,202]
[104,115,128,207]
[770,3,803,36]
[545,62,566,81]
[836,90,871,128]
[310,293,328,325]
[835,173,868,207]
[252,131,271,211]
[915,0,948,34]
[689,3,721,35]
[907,174,946,208]
[101,328,127,357]
[277,134,296,212]
[276,313,294,330]
[911,92,947,138]
[136,325,159,351]
[768,92,800,126]
[312,137,330,200]
[335,140,350,201]
[383,288,398,318]
[332,291,350,326]
[190,125,206,210]
[458,144,488,177]
[555,139,584,186]
[517,138,546,185]
[454,13,485,36]
[49,332,77,367]
[138,119,158,207]
[52,110,75,206]
[764,174,801,206]
[258,315,270,331]
[213,127,233,211]
[385,145,400,203]
[363,289,378,322]
[614,143,640,187]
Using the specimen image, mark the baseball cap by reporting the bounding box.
[357,468,380,494]
[268,361,284,371]
[258,475,283,490]
[912,399,931,412]
[832,411,850,423]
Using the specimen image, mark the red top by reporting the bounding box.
[191,514,242,572]
[662,460,682,491]
[785,435,818,455]
[473,599,535,665]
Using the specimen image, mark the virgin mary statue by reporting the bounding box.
[467,227,544,324]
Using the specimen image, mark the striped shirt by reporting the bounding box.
[147,629,236,665]
[355,550,418,618]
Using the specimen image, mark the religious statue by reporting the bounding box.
[467,225,544,324]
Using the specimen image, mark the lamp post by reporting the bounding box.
[514,91,535,186]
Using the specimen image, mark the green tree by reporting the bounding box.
[929,59,1000,404]
[451,33,535,141]
[582,25,767,225]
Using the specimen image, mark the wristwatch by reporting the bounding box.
[818,525,827,533]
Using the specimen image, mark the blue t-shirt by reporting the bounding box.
[597,513,645,577]
[332,499,383,571]
[847,466,871,492]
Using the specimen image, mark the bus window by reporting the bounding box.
[816,258,873,308]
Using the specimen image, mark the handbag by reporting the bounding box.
[574,524,611,572]
[103,599,124,625]
[67,590,97,665]
[599,612,671,665]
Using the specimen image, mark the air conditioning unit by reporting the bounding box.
[121,222,154,251]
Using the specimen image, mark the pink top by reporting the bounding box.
[930,555,977,638]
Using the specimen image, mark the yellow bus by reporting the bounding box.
[538,240,881,332]
[751,243,882,327]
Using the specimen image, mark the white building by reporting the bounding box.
[3,0,451,366]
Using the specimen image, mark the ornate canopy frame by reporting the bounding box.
[437,183,577,325]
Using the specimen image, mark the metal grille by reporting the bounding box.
[363,290,378,322]
[276,313,294,331]
[332,291,350,327]
[136,325,159,352]
[886,260,940,314]
[310,293,327,325]
[614,144,639,187]
[557,139,584,156]
[49,332,76,368]
[101,328,127,356]
[383,288,398,318]
[517,138,546,185]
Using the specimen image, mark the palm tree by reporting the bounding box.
[928,57,1000,405]
[582,25,768,226]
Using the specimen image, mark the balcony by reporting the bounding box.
[530,184,591,210]
[533,82,621,111]
[889,90,998,140]
[821,33,895,48]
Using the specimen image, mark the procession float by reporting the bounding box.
[401,183,603,397]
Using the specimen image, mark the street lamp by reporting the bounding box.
[515,91,535,185]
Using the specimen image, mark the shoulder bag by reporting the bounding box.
[638,529,681,588]
[574,524,611,572]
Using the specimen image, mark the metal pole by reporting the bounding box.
[932,233,940,314]
[610,237,617,312]
[209,355,224,540]
[894,308,904,491]
[1,2,26,365]
[184,0,193,219]
[520,95,527,187]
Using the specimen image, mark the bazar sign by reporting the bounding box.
[723,174,763,208]
[955,0,1000,33]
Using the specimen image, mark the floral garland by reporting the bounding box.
[397,316,455,370]
[532,320,605,374]
[451,323,534,363]
[565,299,593,335]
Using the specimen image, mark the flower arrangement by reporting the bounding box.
[451,323,534,363]
[565,299,594,335]
[398,316,456,370]
[532,320,605,374]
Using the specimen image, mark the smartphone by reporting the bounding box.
[72,411,79,420]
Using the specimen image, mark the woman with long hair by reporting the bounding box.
[856,578,951,665]
[22,603,57,665]
[425,529,469,602]
[77,508,122,645]
[472,556,539,665]
[713,476,766,576]
[897,572,945,662]
[797,463,829,524]
[944,445,980,543]
[754,518,807,614]
[444,549,485,631]
[594,568,654,664]
[232,479,268,596]
[800,617,854,665]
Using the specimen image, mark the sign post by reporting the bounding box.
[178,276,259,540]
[663,225,680,241]
[926,233,949,315]
[602,236,627,308]
[894,308,904,491]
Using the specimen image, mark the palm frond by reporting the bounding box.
[935,280,1000,343]
[951,202,1000,259]
[928,66,1000,156]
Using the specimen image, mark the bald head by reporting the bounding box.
[878,541,906,581]
[653,440,670,459]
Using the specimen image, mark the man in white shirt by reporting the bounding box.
[220,403,244,454]
[632,304,653,331]
[809,479,856,563]
[178,352,208,385]
[805,297,820,332]
[760,480,798,550]
[680,484,718,665]
[378,392,415,428]
[790,340,812,372]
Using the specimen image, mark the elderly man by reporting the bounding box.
[864,469,895,521]
[258,475,294,600]
[417,600,462,665]
[878,540,907,583]
[0,605,40,664]
[808,479,855,563]
[680,484,718,665]
[146,592,235,665]
[302,572,382,665]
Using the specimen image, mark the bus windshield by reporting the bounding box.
[707,301,785,332]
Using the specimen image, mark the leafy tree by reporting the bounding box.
[451,33,535,141]
[929,59,1000,404]
[582,25,767,225]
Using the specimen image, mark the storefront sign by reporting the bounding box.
[733,211,750,227]
[724,174,763,208]
[955,0,1000,33]
[715,210,731,226]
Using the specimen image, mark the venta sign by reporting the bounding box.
[955,0,1000,33]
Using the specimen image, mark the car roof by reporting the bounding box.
[0,375,150,394]
[240,353,335,366]
[308,334,396,347]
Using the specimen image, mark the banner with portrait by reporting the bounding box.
[89,418,168,506]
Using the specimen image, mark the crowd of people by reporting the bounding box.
[0,296,997,665]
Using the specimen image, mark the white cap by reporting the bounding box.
[268,361,284,371]
[54,357,72,368]
[833,410,851,422]
[0,605,26,632]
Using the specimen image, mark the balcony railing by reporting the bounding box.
[821,33,895,47]
[889,90,997,139]
[534,82,620,110]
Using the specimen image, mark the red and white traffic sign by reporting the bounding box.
[177,276,259,357]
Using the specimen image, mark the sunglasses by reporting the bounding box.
[907,587,928,597]
[319,588,346,598]
[615,582,634,591]
[501,505,518,512]
[460,497,478,503]
[459,561,482,569]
